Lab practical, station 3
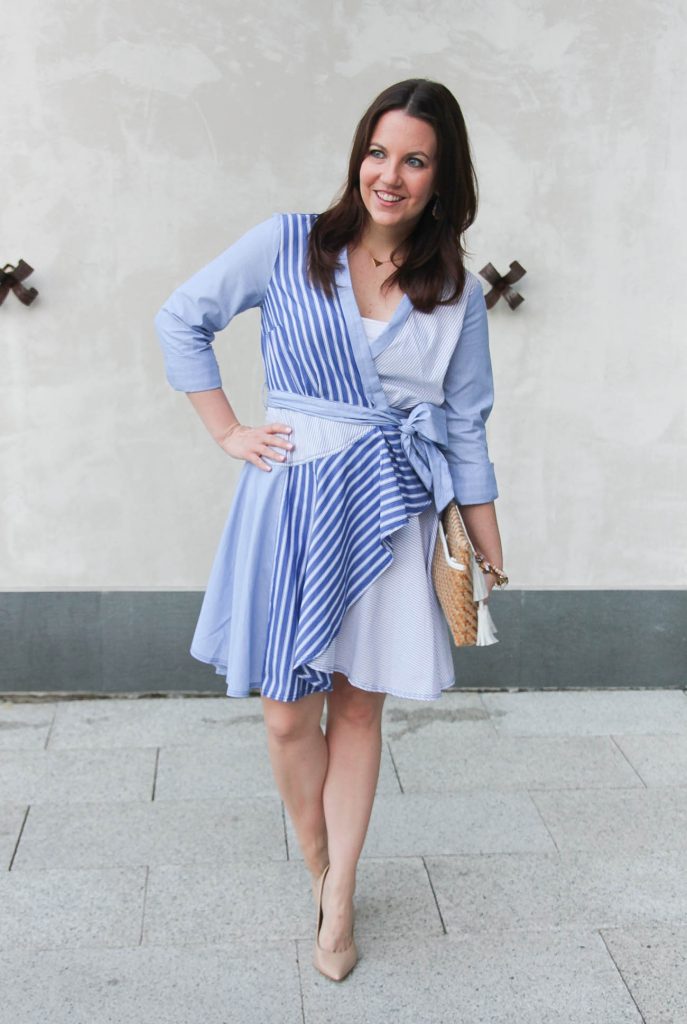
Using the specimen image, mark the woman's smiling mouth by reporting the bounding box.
[374,190,404,204]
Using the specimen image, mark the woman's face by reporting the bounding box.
[358,109,438,236]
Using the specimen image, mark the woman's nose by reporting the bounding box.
[380,164,403,187]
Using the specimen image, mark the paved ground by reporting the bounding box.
[1,687,687,1023]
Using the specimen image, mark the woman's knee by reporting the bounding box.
[261,692,324,744]
[328,673,386,728]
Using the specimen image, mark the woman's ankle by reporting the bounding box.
[322,864,356,901]
[304,838,329,879]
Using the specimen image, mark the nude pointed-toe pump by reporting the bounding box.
[312,863,358,981]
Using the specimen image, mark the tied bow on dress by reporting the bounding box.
[265,389,455,513]
[396,401,454,514]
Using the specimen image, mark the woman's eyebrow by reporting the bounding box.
[368,141,433,159]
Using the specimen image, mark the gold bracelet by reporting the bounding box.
[474,553,509,587]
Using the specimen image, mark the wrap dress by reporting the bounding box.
[154,211,499,702]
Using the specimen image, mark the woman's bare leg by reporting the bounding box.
[260,690,330,891]
[318,671,386,951]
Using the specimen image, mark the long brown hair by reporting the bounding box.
[307,79,479,314]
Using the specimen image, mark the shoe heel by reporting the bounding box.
[312,864,358,982]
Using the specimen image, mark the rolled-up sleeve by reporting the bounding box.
[441,279,499,504]
[154,212,281,392]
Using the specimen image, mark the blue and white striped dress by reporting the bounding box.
[154,212,498,702]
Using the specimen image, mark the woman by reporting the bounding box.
[154,78,504,982]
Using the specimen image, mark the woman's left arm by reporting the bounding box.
[441,278,504,596]
[457,501,503,598]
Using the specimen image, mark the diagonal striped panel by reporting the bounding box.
[261,213,371,405]
[260,426,432,701]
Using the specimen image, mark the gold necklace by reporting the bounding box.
[364,247,393,268]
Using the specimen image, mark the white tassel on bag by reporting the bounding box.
[470,550,499,646]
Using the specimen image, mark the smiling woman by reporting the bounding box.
[154,77,503,982]
[346,109,440,321]
[306,79,480,315]
[359,109,438,228]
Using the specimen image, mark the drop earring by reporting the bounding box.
[431,194,443,220]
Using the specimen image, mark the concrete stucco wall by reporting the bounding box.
[2,0,685,591]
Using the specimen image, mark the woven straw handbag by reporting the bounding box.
[431,500,503,647]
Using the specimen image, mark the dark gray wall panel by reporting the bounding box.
[1,591,685,696]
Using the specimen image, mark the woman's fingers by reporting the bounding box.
[259,442,287,462]
[249,451,273,472]
[264,423,294,452]
[252,429,295,471]
[220,422,294,470]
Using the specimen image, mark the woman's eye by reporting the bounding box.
[367,149,424,167]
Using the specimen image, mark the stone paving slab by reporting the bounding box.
[600,923,687,1024]
[0,941,303,1024]
[47,695,268,750]
[0,747,158,804]
[0,803,26,869]
[0,866,147,950]
[388,732,643,792]
[154,731,276,799]
[143,856,442,946]
[425,850,687,935]
[297,928,644,1024]
[481,689,687,736]
[381,692,497,741]
[0,701,56,750]
[286,790,557,858]
[611,733,687,786]
[155,735,401,800]
[11,796,286,870]
[531,786,687,853]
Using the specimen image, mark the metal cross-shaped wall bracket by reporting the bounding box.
[479,260,526,310]
[0,260,39,307]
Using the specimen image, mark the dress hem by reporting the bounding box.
[309,661,458,702]
[190,645,456,703]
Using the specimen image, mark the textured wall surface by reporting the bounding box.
[2,0,685,590]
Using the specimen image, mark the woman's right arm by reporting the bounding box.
[154,213,294,471]
[185,387,293,471]
[184,387,241,445]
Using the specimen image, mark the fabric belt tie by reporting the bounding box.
[265,388,455,513]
